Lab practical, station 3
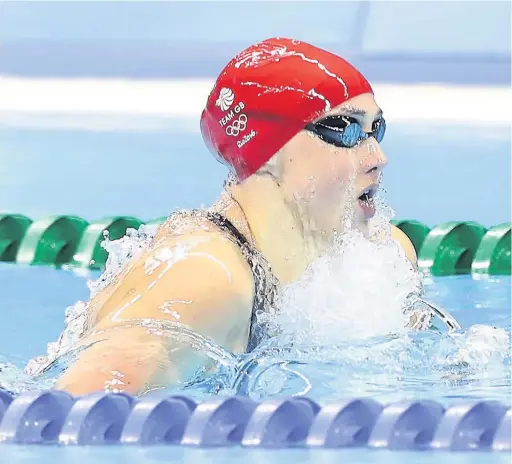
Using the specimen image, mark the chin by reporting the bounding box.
[356,220,370,237]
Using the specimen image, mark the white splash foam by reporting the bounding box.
[88,224,158,298]
[442,324,510,367]
[258,228,423,346]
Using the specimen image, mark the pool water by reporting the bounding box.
[1,263,510,403]
[0,116,510,461]
[1,445,511,464]
[0,266,510,462]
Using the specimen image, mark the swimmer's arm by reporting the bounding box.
[54,328,168,395]
[391,225,418,267]
[55,326,220,396]
[55,237,254,395]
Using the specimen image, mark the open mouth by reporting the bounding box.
[358,186,377,203]
[357,185,378,218]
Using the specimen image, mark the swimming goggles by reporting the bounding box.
[305,115,386,149]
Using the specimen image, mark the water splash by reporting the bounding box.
[88,224,158,298]
[24,300,89,376]
[4,193,509,404]
[256,228,422,345]
[230,195,510,403]
[229,325,510,403]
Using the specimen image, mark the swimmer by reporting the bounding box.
[54,37,455,395]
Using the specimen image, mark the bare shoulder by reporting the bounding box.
[60,226,258,395]
[93,227,256,344]
[391,225,418,267]
[146,228,256,302]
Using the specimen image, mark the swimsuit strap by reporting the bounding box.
[206,212,252,252]
[206,212,278,351]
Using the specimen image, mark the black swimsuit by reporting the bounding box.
[206,212,279,351]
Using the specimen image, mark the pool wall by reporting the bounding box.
[0,1,509,85]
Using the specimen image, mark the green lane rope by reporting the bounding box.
[0,215,509,275]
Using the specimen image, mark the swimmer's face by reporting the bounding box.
[278,93,388,238]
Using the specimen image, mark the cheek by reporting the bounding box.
[284,137,357,203]
[317,149,357,198]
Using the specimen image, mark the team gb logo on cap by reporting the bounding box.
[215,88,235,111]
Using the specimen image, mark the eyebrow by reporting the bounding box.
[337,106,383,119]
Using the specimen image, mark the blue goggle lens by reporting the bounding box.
[307,116,386,148]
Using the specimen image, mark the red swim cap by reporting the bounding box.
[200,37,373,181]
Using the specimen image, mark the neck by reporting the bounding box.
[218,175,327,285]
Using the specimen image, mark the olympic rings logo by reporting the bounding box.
[225,114,248,137]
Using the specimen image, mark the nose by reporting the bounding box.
[363,140,388,175]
